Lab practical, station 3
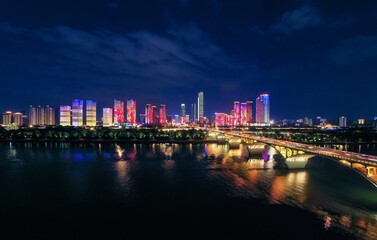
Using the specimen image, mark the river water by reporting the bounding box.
[1,142,377,239]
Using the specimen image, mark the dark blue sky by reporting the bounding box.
[1,0,377,120]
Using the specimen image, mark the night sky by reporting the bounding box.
[1,0,377,121]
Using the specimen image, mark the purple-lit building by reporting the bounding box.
[72,99,84,127]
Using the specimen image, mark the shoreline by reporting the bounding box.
[0,139,218,144]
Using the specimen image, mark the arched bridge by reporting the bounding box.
[210,130,377,186]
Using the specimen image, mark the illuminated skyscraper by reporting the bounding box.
[181,104,186,117]
[126,99,136,124]
[240,102,247,126]
[233,101,241,126]
[72,99,84,126]
[215,113,225,127]
[60,105,71,126]
[339,116,347,128]
[145,104,153,124]
[86,100,96,127]
[2,111,13,125]
[198,92,204,121]
[190,103,197,122]
[29,106,37,126]
[159,104,167,126]
[103,108,113,126]
[256,94,270,124]
[45,105,55,125]
[246,101,253,124]
[152,106,158,124]
[114,99,125,125]
[13,112,23,126]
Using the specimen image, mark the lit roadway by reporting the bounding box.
[216,130,377,167]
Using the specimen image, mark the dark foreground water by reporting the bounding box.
[1,142,377,239]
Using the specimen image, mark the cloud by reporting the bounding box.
[0,22,246,98]
[329,35,377,65]
[270,4,323,34]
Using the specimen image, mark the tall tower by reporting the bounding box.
[86,100,97,127]
[256,94,270,124]
[180,104,186,117]
[114,99,125,125]
[233,101,241,126]
[145,104,153,124]
[160,104,167,126]
[29,105,37,126]
[72,99,84,126]
[103,108,113,126]
[127,99,136,124]
[240,102,247,126]
[246,101,253,124]
[60,105,71,126]
[190,103,197,122]
[152,106,158,124]
[2,111,13,125]
[198,92,204,121]
[45,105,55,126]
[339,116,347,128]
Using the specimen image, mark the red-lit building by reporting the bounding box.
[240,102,247,126]
[126,99,136,124]
[114,99,124,124]
[159,104,166,126]
[246,100,253,124]
[215,113,225,127]
[145,104,153,124]
[233,101,241,126]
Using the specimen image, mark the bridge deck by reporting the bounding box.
[218,131,377,167]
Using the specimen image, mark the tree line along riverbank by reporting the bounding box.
[0,127,208,142]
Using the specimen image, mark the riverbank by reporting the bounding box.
[0,138,218,144]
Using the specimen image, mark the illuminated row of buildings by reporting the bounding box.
[2,111,26,126]
[3,91,204,127]
[29,105,56,126]
[60,100,97,127]
[215,94,270,127]
[59,99,137,127]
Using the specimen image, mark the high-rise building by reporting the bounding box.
[233,101,241,126]
[29,106,37,126]
[72,99,84,126]
[45,105,55,125]
[126,99,136,124]
[60,105,71,126]
[215,113,226,127]
[86,100,96,127]
[255,94,270,124]
[103,108,113,126]
[159,104,167,126]
[152,106,158,124]
[13,112,23,126]
[240,102,247,126]
[180,104,186,117]
[246,101,253,124]
[1,111,24,126]
[190,103,197,122]
[198,92,204,121]
[145,104,153,124]
[2,111,13,125]
[339,116,347,128]
[114,99,124,125]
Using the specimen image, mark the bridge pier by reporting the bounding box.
[367,167,377,177]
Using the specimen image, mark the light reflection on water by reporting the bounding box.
[1,142,377,239]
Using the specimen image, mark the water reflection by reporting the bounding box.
[1,142,377,239]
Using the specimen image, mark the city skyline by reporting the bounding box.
[1,1,376,120]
